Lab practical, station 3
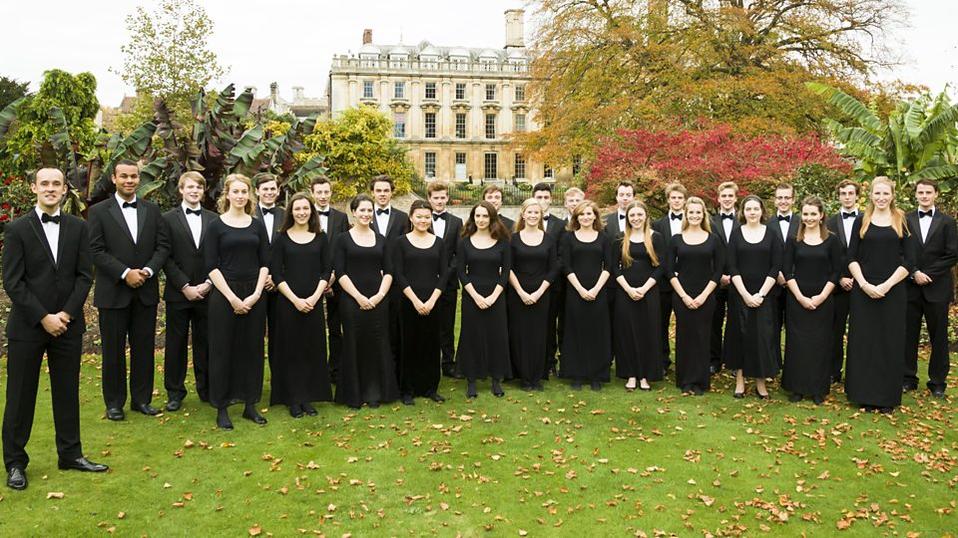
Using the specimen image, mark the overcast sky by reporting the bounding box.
[2,0,954,107]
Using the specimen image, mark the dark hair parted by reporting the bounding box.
[532,182,553,194]
[796,195,830,243]
[310,175,331,190]
[279,192,322,234]
[738,194,767,224]
[350,193,375,212]
[368,174,394,191]
[113,159,139,174]
[915,178,939,192]
[836,179,860,195]
[253,172,279,188]
[462,201,510,240]
[408,199,433,221]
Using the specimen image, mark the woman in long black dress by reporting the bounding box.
[270,193,332,417]
[846,177,915,413]
[726,195,781,399]
[613,200,665,391]
[456,201,512,398]
[394,200,448,405]
[668,196,724,395]
[206,174,270,430]
[561,200,613,391]
[508,198,559,391]
[334,194,399,409]
[782,196,841,404]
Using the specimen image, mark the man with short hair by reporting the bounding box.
[564,187,584,217]
[904,179,957,398]
[482,184,514,230]
[370,175,409,239]
[533,182,564,370]
[253,172,286,380]
[427,181,464,379]
[533,182,564,241]
[553,187,584,374]
[3,168,109,491]
[88,160,170,421]
[652,182,688,368]
[161,172,216,411]
[825,179,861,384]
[603,181,635,237]
[710,181,739,374]
[311,176,351,383]
[771,183,799,366]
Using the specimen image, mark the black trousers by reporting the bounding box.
[265,289,279,365]
[773,287,786,367]
[3,337,83,470]
[325,287,343,381]
[163,300,209,402]
[438,285,458,370]
[659,287,674,367]
[547,282,562,373]
[710,286,729,370]
[904,295,951,390]
[99,300,158,409]
[830,289,851,379]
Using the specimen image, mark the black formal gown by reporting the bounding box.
[782,236,842,398]
[612,233,666,381]
[456,237,512,380]
[508,233,559,386]
[333,232,400,407]
[667,234,725,391]
[393,235,449,397]
[560,232,613,382]
[725,227,782,379]
[845,220,915,408]
[269,232,333,407]
[205,218,269,408]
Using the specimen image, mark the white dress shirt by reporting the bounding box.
[375,205,392,236]
[183,202,202,248]
[35,206,61,264]
[315,205,330,234]
[840,209,858,247]
[432,211,447,238]
[720,213,735,242]
[116,193,138,244]
[668,212,683,236]
[260,205,276,242]
[776,213,791,243]
[919,206,935,243]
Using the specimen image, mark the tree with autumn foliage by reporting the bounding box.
[586,125,852,212]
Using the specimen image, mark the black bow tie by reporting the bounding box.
[919,210,933,218]
[433,212,446,220]
[122,200,137,209]
[721,213,735,220]
[261,206,275,215]
[317,209,330,217]
[841,211,857,219]
[377,208,390,216]
[185,208,202,216]
[670,213,682,221]
[618,213,626,220]
[777,214,791,222]
[41,213,61,224]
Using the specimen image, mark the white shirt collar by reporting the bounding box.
[315,205,330,212]
[35,205,61,220]
[181,201,201,213]
[115,193,137,207]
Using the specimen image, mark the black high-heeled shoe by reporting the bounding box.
[491,379,504,397]
[289,404,304,418]
[466,380,478,399]
[302,403,318,416]
[216,408,233,430]
[733,389,745,399]
[242,405,268,424]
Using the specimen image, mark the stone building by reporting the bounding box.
[328,9,552,184]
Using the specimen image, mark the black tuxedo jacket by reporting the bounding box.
[254,205,286,244]
[2,211,93,342]
[88,196,170,309]
[770,213,800,244]
[322,207,351,248]
[652,214,681,286]
[711,212,740,273]
[162,206,217,303]
[543,213,565,242]
[906,209,958,303]
[499,215,515,233]
[433,212,463,291]
[825,211,858,279]
[372,206,409,241]
[604,211,626,239]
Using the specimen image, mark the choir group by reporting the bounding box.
[3,161,956,491]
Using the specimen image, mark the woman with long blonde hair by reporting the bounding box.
[612,201,665,391]
[845,177,915,413]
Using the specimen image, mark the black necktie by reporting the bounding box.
[919,210,933,219]
[261,206,274,215]
[185,208,201,216]
[721,213,734,220]
[433,212,446,220]
[777,214,790,222]
[317,209,330,217]
[41,213,61,224]
[841,211,856,219]
[377,208,390,216]
[670,213,682,221]
[122,200,137,209]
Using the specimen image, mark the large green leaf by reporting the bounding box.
[283,154,327,194]
[226,124,265,168]
[903,101,925,142]
[806,82,882,132]
[910,164,958,181]
[234,88,254,120]
[0,96,26,140]
[918,103,958,147]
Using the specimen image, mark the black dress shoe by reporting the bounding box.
[165,399,183,412]
[289,404,304,418]
[242,406,268,425]
[466,381,478,399]
[491,379,504,397]
[105,407,125,421]
[590,381,602,391]
[58,456,108,473]
[428,392,446,403]
[733,390,745,399]
[302,403,318,416]
[132,403,160,416]
[216,408,233,430]
[931,388,946,398]
[367,401,380,409]
[402,394,415,406]
[812,395,825,405]
[7,467,27,490]
[902,382,918,392]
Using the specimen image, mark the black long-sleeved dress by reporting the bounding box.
[508,232,559,386]
[333,231,399,407]
[782,235,842,398]
[725,227,782,379]
[393,234,449,397]
[269,232,333,406]
[560,232,613,382]
[667,233,725,391]
[846,219,916,408]
[456,237,512,380]
[205,217,269,408]
[612,233,666,381]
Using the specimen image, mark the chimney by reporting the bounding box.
[293,86,305,101]
[270,82,279,104]
[504,9,524,49]
[362,29,373,45]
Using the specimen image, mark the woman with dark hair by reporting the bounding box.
[393,199,449,405]
[667,197,724,395]
[333,194,399,408]
[270,192,332,417]
[846,177,915,413]
[725,195,782,399]
[613,200,665,391]
[560,200,613,390]
[456,201,512,398]
[782,196,842,404]
[508,198,559,391]
[205,174,270,429]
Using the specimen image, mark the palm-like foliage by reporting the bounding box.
[807,82,958,192]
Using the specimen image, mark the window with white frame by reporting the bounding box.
[485,83,496,100]
[393,112,406,138]
[485,113,496,139]
[424,152,436,178]
[394,81,405,99]
[363,80,374,99]
[484,153,498,179]
[425,82,437,100]
[455,113,466,139]
[425,112,436,138]
[514,153,526,179]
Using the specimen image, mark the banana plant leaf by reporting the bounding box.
[0,96,26,140]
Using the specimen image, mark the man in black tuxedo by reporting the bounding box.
[427,181,464,379]
[161,172,216,411]
[370,174,408,360]
[652,182,687,369]
[311,176,351,383]
[3,168,108,491]
[253,172,285,376]
[824,179,861,384]
[710,182,740,374]
[88,160,170,420]
[533,182,565,373]
[603,181,635,238]
[770,183,799,365]
[904,178,957,397]
[553,187,584,375]
[483,185,514,231]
